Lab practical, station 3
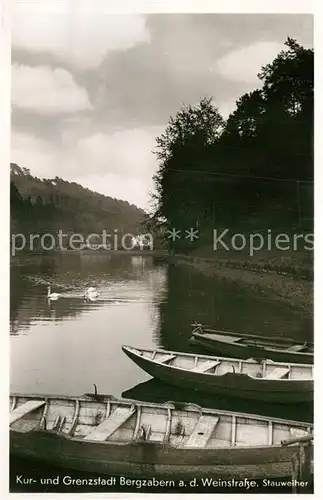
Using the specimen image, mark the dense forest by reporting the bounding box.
[11,163,145,249]
[150,38,314,253]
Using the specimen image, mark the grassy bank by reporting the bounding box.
[173,251,313,313]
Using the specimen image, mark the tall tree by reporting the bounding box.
[153,97,224,248]
[257,37,314,181]
[151,39,313,244]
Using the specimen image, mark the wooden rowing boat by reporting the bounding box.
[10,393,313,480]
[122,346,313,403]
[191,324,314,364]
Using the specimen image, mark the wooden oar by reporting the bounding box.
[281,434,313,447]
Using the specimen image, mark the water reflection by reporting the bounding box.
[122,378,313,423]
[11,253,312,420]
[10,253,165,336]
[10,253,313,492]
[158,263,313,352]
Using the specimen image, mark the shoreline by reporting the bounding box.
[173,254,313,313]
[10,249,167,266]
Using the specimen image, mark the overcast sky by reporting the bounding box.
[11,4,313,209]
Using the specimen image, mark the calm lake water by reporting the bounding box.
[10,252,312,420]
[10,253,313,493]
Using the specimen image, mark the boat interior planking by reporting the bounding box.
[10,394,312,449]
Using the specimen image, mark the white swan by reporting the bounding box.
[47,286,61,300]
[84,287,99,299]
[84,294,98,303]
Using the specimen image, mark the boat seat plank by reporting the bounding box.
[264,367,290,380]
[84,406,136,442]
[10,400,46,425]
[156,354,176,364]
[192,360,221,373]
[184,416,219,448]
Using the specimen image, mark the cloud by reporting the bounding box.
[11,132,57,179]
[12,1,150,69]
[73,173,153,210]
[75,128,160,177]
[213,41,284,83]
[11,127,160,208]
[11,13,313,209]
[12,65,92,114]
[217,100,238,120]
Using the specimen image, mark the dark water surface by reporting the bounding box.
[10,253,313,493]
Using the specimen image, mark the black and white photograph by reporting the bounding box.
[7,2,314,495]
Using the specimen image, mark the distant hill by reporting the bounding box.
[10,163,145,248]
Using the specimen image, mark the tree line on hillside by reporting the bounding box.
[149,38,314,252]
[10,164,145,250]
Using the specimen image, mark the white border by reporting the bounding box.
[1,1,319,499]
[9,0,316,14]
[0,0,11,498]
[314,2,322,499]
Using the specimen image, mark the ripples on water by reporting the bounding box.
[11,252,312,417]
[11,254,166,397]
[10,253,313,491]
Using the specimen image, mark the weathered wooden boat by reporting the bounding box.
[122,346,313,403]
[10,393,313,480]
[191,324,314,364]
